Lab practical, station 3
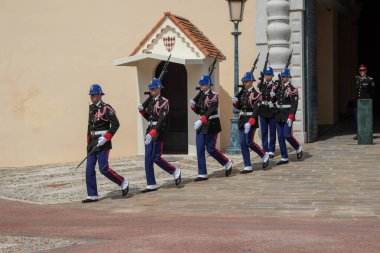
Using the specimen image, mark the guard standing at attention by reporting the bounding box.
[353,65,376,140]
[84,84,129,203]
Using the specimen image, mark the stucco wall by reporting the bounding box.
[0,0,256,167]
[317,6,338,125]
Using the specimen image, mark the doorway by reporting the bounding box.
[154,61,188,154]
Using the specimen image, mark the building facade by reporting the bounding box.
[0,0,375,166]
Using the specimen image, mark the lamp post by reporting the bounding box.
[226,0,247,155]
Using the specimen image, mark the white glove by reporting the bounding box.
[97,136,107,147]
[270,91,276,98]
[232,97,239,104]
[194,120,203,130]
[244,123,251,134]
[137,104,144,111]
[144,134,152,145]
[268,101,274,108]
[190,100,196,107]
[287,118,293,128]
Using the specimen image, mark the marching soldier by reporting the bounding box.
[257,67,277,158]
[84,84,129,203]
[233,72,269,173]
[137,78,181,193]
[353,65,376,140]
[190,75,233,181]
[274,68,303,165]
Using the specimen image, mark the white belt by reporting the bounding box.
[240,111,253,116]
[149,121,158,126]
[209,114,219,119]
[262,101,275,108]
[276,104,291,109]
[93,130,107,136]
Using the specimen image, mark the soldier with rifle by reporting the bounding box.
[273,51,303,165]
[232,53,270,173]
[190,54,233,181]
[257,52,277,159]
[82,84,129,203]
[137,55,181,193]
[353,65,376,140]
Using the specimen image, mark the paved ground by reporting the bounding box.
[1,123,380,252]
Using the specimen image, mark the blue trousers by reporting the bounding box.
[276,122,300,159]
[196,133,229,176]
[259,116,276,153]
[239,126,265,167]
[86,150,124,197]
[145,141,176,186]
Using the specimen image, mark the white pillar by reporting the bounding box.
[267,0,291,73]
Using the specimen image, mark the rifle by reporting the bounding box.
[236,53,260,99]
[258,52,269,92]
[142,54,172,106]
[193,53,220,102]
[158,54,172,81]
[277,49,293,81]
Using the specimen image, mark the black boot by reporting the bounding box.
[82,199,98,203]
[194,177,208,182]
[277,160,289,165]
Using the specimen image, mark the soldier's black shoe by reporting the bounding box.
[141,188,158,193]
[174,169,181,186]
[121,180,129,196]
[225,160,233,177]
[194,177,208,182]
[353,135,358,140]
[263,154,270,169]
[277,160,289,166]
[122,186,129,196]
[82,199,98,203]
[297,150,303,160]
[175,171,181,186]
[240,169,253,174]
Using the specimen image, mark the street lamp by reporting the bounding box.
[226,0,247,155]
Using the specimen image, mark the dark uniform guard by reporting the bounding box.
[84,84,129,203]
[233,72,269,173]
[137,78,181,193]
[191,75,233,181]
[257,67,277,158]
[353,65,376,140]
[274,69,303,165]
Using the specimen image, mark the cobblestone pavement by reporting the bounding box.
[1,125,380,252]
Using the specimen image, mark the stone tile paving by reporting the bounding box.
[1,132,380,219]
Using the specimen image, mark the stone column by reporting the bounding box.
[266,0,291,73]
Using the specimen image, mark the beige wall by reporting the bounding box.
[0,0,257,167]
[317,6,338,125]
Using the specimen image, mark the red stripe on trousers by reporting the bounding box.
[160,142,176,171]
[213,133,228,162]
[252,129,265,156]
[106,150,124,183]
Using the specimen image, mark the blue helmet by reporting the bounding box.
[89,84,105,95]
[148,78,164,89]
[280,68,292,77]
[241,72,256,82]
[198,75,213,86]
[263,67,274,76]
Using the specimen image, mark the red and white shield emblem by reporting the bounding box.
[163,36,176,52]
